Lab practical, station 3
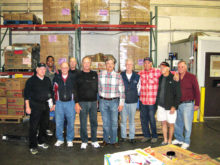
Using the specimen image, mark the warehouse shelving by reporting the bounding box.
[0,6,158,70]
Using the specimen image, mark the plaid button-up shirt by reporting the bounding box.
[138,68,161,105]
[98,70,125,106]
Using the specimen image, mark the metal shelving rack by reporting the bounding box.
[0,6,158,71]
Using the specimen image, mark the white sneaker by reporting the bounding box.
[172,139,183,145]
[54,140,64,147]
[181,143,190,150]
[91,142,100,148]
[81,143,88,149]
[67,141,73,147]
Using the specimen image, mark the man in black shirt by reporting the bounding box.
[24,63,54,155]
[75,57,100,149]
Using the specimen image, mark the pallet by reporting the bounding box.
[0,115,23,123]
[4,20,33,25]
[80,21,109,25]
[120,21,149,25]
[45,21,73,24]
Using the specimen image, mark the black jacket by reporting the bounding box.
[156,73,181,110]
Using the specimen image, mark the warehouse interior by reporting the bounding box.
[0,0,220,164]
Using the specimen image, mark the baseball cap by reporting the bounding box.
[143,57,153,62]
[160,61,170,67]
[37,63,46,68]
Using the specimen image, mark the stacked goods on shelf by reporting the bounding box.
[119,35,149,72]
[4,43,40,71]
[80,0,110,24]
[120,0,150,24]
[74,112,103,140]
[3,13,42,25]
[43,0,74,24]
[0,79,7,115]
[6,78,27,116]
[84,53,115,70]
[40,35,73,69]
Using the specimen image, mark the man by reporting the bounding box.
[120,58,140,144]
[172,60,200,149]
[156,62,181,145]
[98,56,125,148]
[24,63,54,155]
[53,62,77,147]
[75,57,100,149]
[138,57,160,143]
[45,56,58,136]
[69,57,79,75]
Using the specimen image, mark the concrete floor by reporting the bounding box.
[0,118,219,165]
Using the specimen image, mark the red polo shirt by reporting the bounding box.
[180,72,200,106]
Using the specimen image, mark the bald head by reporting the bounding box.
[69,57,77,71]
[61,62,69,75]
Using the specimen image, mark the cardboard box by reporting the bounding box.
[40,35,73,69]
[6,78,27,91]
[43,0,73,23]
[0,97,7,114]
[120,0,150,24]
[119,35,149,71]
[80,0,110,23]
[7,108,24,116]
[6,90,23,98]
[7,98,24,106]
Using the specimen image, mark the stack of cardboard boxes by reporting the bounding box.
[80,0,110,24]
[40,35,73,69]
[43,0,73,23]
[0,78,27,116]
[119,35,149,71]
[120,0,150,24]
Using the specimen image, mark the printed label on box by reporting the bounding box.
[58,58,67,65]
[130,36,139,43]
[48,35,57,42]
[23,57,31,65]
[99,10,108,16]
[138,59,144,65]
[62,8,70,15]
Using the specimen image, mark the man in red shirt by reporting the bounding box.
[172,60,200,149]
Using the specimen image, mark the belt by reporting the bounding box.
[180,100,193,104]
[100,96,119,100]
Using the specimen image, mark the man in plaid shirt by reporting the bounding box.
[138,57,161,143]
[98,56,125,148]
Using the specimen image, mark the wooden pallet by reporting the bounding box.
[4,20,34,25]
[0,115,23,123]
[45,21,73,24]
[80,21,109,25]
[120,21,149,25]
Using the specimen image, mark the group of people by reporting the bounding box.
[24,55,200,155]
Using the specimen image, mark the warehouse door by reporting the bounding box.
[204,52,220,116]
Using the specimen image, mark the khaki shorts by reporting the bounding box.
[157,106,177,124]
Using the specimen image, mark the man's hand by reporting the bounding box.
[194,106,199,111]
[50,105,56,112]
[26,106,31,114]
[75,103,82,114]
[170,106,176,114]
[118,105,123,112]
[173,72,179,82]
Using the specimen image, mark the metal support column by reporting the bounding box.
[9,28,12,45]
[150,6,158,67]
[74,4,81,69]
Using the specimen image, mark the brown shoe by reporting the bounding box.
[112,143,120,148]
[101,141,109,147]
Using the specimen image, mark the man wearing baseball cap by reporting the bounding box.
[156,61,181,145]
[24,63,54,155]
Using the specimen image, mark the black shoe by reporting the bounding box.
[101,141,109,147]
[129,139,135,144]
[119,138,126,142]
[112,143,120,148]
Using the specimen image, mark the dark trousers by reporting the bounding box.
[79,101,98,143]
[29,101,49,149]
[139,102,158,138]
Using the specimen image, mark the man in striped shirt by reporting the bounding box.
[98,56,125,148]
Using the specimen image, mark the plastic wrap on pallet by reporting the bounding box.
[80,0,110,23]
[43,0,73,23]
[119,35,149,72]
[40,35,73,69]
[120,0,150,24]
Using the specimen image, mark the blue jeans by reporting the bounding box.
[139,102,158,138]
[99,98,119,144]
[120,103,137,139]
[79,101,98,143]
[174,102,194,144]
[55,100,75,142]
